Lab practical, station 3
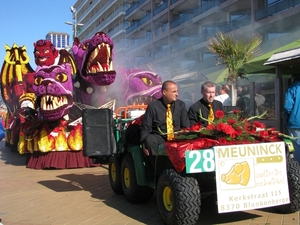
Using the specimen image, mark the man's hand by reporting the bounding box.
[142,143,150,156]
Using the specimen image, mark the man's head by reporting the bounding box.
[201,81,216,103]
[242,85,250,95]
[162,80,178,104]
[291,73,300,84]
[219,84,230,95]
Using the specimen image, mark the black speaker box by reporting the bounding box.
[82,108,116,157]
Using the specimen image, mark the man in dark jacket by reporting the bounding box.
[140,80,189,160]
[188,81,223,126]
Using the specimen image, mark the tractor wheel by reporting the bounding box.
[157,169,201,225]
[275,157,300,213]
[121,153,154,203]
[109,156,123,195]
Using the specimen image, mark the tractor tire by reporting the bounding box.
[157,169,201,225]
[121,153,154,203]
[109,156,123,195]
[275,157,300,213]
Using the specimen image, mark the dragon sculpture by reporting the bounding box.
[33,64,74,121]
[18,63,83,154]
[1,31,164,169]
[72,32,116,106]
[0,44,35,149]
[112,67,163,107]
[0,41,77,152]
[71,31,163,108]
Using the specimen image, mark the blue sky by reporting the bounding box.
[0,0,75,67]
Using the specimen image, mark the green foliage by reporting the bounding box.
[207,31,262,82]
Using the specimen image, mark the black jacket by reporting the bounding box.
[188,98,224,126]
[140,97,190,143]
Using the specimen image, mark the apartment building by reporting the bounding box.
[71,0,300,87]
[71,0,129,58]
[45,32,70,50]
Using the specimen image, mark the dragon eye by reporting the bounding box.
[82,43,89,50]
[56,73,68,82]
[141,77,153,86]
[34,77,44,86]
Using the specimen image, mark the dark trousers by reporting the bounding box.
[144,133,165,156]
[144,134,165,167]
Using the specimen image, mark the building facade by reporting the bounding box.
[45,32,70,49]
[71,0,300,81]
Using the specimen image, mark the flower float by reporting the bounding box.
[162,110,294,172]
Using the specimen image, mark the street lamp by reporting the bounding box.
[65,6,84,39]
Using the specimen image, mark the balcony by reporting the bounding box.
[137,56,152,65]
[171,37,195,53]
[126,35,152,51]
[139,13,151,26]
[220,14,251,32]
[79,0,118,36]
[171,13,193,29]
[155,23,168,36]
[108,23,128,38]
[255,0,300,21]
[154,47,169,60]
[193,0,220,17]
[126,21,140,33]
[154,1,168,16]
[126,2,140,15]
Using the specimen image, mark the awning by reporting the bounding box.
[205,68,229,84]
[244,39,300,74]
[264,47,300,66]
[172,71,207,84]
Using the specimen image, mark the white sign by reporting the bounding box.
[214,142,290,213]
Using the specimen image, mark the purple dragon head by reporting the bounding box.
[72,32,116,86]
[119,68,163,105]
[33,63,74,121]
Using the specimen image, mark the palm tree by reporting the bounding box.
[207,31,262,105]
[207,31,262,86]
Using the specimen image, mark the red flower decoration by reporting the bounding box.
[163,107,289,158]
[233,109,240,114]
[218,137,228,145]
[227,118,236,125]
[206,124,215,130]
[223,124,237,138]
[215,122,225,132]
[253,121,266,128]
[215,110,225,119]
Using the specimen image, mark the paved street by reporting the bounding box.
[0,141,299,225]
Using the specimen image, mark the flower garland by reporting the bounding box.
[161,109,293,145]
[161,109,295,173]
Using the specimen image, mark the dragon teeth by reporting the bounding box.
[40,95,67,111]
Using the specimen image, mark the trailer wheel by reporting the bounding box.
[157,169,201,225]
[109,156,123,195]
[275,157,300,213]
[121,153,154,203]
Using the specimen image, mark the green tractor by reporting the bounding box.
[82,107,300,225]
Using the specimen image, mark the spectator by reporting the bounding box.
[236,84,265,116]
[284,73,300,163]
[188,81,223,126]
[140,80,189,166]
[214,84,232,106]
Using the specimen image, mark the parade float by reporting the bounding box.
[0,31,164,169]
